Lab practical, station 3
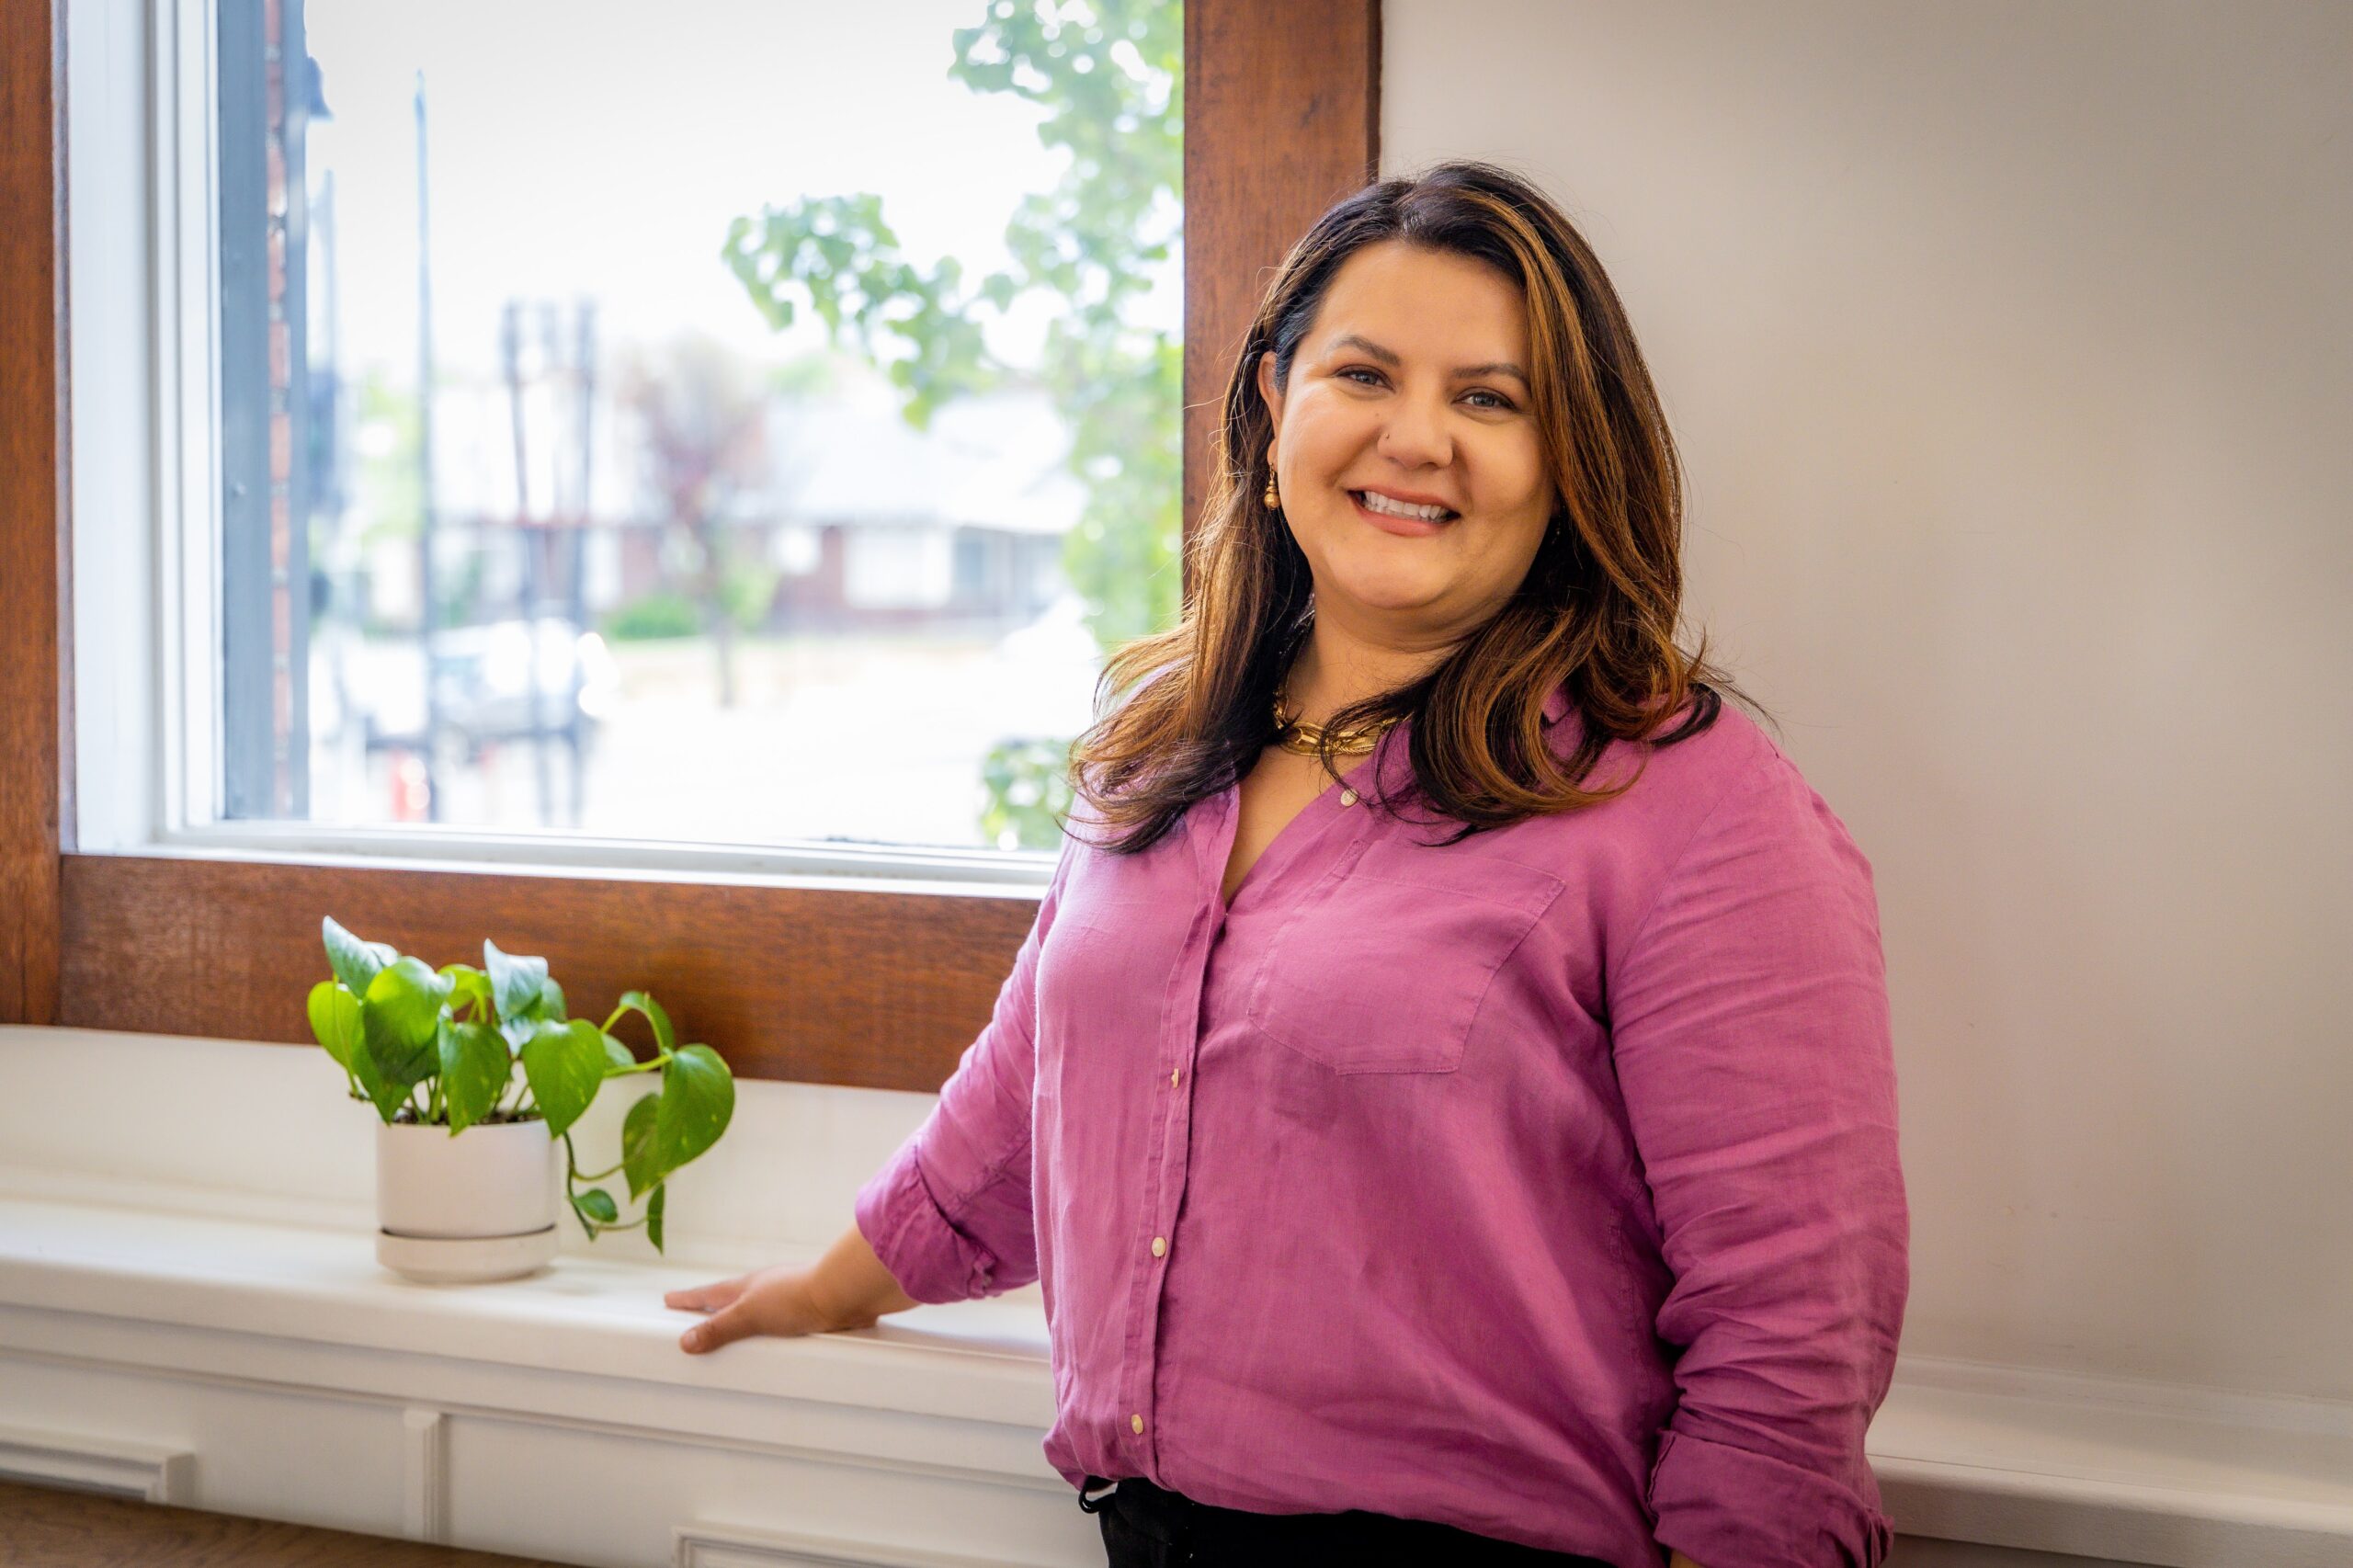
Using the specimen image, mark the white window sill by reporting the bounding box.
[0,1189,1054,1432]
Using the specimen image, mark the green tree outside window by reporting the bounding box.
[722,0,1182,850]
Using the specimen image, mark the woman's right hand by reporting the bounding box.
[665,1264,841,1353]
[665,1221,922,1354]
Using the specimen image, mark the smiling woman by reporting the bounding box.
[665,162,1909,1568]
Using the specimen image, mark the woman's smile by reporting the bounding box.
[1349,486,1460,536]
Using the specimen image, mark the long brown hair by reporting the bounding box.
[1065,159,1769,852]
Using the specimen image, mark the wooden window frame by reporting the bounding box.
[0,0,1380,1091]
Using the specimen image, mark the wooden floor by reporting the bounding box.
[0,1479,575,1567]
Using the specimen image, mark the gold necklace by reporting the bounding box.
[1272,683,1396,756]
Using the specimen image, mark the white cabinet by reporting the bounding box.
[443,1411,1097,1567]
[0,1345,406,1536]
[0,1262,1098,1566]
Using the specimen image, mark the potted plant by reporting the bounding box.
[307,916,735,1282]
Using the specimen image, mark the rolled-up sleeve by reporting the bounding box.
[1608,747,1909,1568]
[853,839,1074,1304]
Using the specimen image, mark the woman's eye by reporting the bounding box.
[1331,367,1512,409]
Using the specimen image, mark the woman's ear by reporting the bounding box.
[1256,350,1283,429]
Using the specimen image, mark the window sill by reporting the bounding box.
[1868,1359,2353,1565]
[105,824,1059,898]
[0,1190,1054,1433]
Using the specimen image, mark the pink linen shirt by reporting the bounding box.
[855,686,1908,1568]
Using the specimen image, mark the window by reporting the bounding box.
[210,0,1181,858]
[21,0,1379,1085]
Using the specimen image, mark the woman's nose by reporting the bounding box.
[1375,394,1453,469]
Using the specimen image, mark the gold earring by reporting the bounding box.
[1263,473,1280,509]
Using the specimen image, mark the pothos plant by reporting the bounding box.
[306,916,734,1252]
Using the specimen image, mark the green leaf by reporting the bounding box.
[617,989,675,1055]
[484,939,551,1025]
[322,916,394,997]
[646,1184,666,1254]
[520,1017,607,1138]
[360,958,452,1091]
[573,1187,618,1225]
[348,1022,405,1122]
[307,980,362,1071]
[437,1017,511,1134]
[620,1088,663,1201]
[602,1032,636,1071]
[654,1045,734,1178]
[438,963,494,1023]
[536,976,567,1023]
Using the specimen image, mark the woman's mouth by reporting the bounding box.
[1348,489,1459,536]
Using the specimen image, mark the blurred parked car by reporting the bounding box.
[348,617,621,761]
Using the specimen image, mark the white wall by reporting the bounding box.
[1383,1,2350,1403]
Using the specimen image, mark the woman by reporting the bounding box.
[666,161,1908,1568]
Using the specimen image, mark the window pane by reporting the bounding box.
[218,0,1182,852]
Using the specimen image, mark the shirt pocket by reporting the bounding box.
[1245,852,1565,1074]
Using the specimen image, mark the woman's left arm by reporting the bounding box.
[1610,745,1909,1568]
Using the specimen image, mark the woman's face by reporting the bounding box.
[1257,241,1554,642]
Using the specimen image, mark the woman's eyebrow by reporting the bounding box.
[1329,334,1528,385]
[1331,333,1403,366]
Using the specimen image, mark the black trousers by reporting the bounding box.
[1080,1473,1615,1567]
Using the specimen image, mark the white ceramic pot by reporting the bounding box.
[374,1117,562,1283]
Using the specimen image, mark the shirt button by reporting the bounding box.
[1131,1413,1145,1435]
[1339,788,1359,806]
[1170,1067,1180,1087]
[1151,1235,1166,1257]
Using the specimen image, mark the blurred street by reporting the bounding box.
[310,619,1101,850]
